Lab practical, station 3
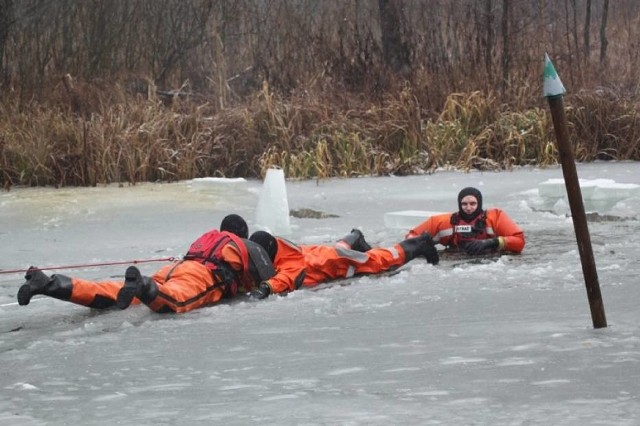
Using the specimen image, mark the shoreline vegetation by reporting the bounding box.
[2,84,638,189]
[1,1,639,189]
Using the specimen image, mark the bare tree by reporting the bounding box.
[0,0,14,87]
[570,0,580,68]
[378,0,412,75]
[600,0,609,68]
[563,0,577,86]
[584,0,591,63]
[484,0,494,79]
[500,0,510,94]
[2,0,640,106]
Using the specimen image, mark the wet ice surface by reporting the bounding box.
[1,163,640,425]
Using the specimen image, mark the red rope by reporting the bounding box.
[0,257,177,275]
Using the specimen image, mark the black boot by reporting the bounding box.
[339,229,372,252]
[116,266,158,309]
[399,234,439,265]
[17,267,73,305]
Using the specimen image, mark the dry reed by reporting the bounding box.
[2,83,639,189]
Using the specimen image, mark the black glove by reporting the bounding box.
[250,282,271,299]
[421,233,440,265]
[464,238,499,255]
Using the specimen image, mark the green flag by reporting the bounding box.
[543,53,566,97]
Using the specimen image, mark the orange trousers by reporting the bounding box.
[301,244,407,287]
[69,261,225,313]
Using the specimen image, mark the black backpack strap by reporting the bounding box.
[243,239,276,283]
[293,270,306,290]
[210,260,241,298]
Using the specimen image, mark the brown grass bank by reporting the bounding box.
[1,82,639,189]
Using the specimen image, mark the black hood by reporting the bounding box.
[457,187,483,221]
[249,231,278,262]
[220,214,249,239]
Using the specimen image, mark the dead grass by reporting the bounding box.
[1,83,639,189]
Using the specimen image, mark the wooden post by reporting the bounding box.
[543,53,607,328]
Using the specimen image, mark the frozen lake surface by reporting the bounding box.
[1,162,639,425]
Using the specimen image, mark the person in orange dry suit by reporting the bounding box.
[17,214,275,313]
[247,228,439,299]
[406,187,525,255]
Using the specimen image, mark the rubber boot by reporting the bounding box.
[17,267,73,305]
[399,234,439,265]
[339,229,372,252]
[116,266,158,309]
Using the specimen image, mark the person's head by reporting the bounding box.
[249,230,278,262]
[220,214,249,239]
[457,187,483,221]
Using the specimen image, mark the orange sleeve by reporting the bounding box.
[265,238,306,294]
[406,213,454,246]
[406,219,431,239]
[486,209,525,254]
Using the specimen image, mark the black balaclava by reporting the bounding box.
[220,214,249,239]
[457,187,483,222]
[249,231,278,262]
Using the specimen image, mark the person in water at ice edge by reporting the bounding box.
[247,228,439,299]
[406,187,525,255]
[17,214,275,313]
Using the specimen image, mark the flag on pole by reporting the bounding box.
[543,53,566,97]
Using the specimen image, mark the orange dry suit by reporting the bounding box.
[263,237,413,291]
[258,237,307,294]
[37,230,274,313]
[406,209,525,254]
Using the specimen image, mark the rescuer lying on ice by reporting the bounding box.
[17,214,275,313]
[247,228,440,299]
